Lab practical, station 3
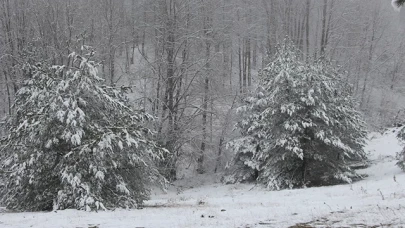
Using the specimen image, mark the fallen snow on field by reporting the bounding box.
[1,128,405,228]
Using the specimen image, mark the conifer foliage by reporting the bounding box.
[1,50,167,211]
[226,41,367,190]
[398,150,405,171]
[397,130,405,170]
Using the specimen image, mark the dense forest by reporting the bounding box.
[1,0,405,212]
[1,0,404,176]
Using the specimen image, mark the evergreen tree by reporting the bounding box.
[223,86,267,183]
[0,50,168,211]
[397,130,405,171]
[226,41,367,190]
[397,148,405,171]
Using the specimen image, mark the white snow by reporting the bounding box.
[1,128,405,227]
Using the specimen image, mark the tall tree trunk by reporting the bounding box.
[198,3,211,174]
[3,70,12,115]
[160,0,177,179]
[215,96,237,173]
[306,0,310,58]
[320,0,328,57]
[247,38,252,87]
[238,38,242,93]
[131,0,136,65]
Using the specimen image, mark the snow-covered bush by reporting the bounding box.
[226,41,367,190]
[0,50,168,211]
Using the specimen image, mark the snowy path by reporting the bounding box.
[1,128,405,228]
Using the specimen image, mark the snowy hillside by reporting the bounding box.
[1,128,405,228]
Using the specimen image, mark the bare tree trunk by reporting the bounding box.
[3,71,12,115]
[215,96,237,173]
[252,34,257,69]
[124,39,129,73]
[3,0,18,94]
[142,9,147,59]
[105,0,116,85]
[131,0,136,65]
[361,20,376,107]
[320,0,328,56]
[306,0,310,57]
[198,2,212,174]
[238,38,242,94]
[247,38,251,87]
[242,39,247,89]
[230,42,233,88]
[158,0,178,179]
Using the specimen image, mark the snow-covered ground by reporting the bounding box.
[1,128,405,228]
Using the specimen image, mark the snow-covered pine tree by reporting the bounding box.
[397,130,405,171]
[0,50,168,211]
[226,41,367,190]
[223,86,267,184]
[398,147,405,171]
